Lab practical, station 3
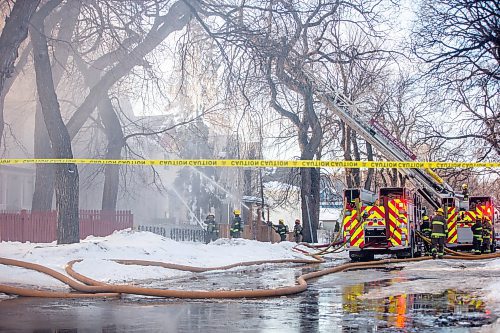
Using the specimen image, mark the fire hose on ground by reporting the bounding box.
[2,245,500,299]
[415,231,500,259]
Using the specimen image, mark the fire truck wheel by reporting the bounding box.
[396,250,411,259]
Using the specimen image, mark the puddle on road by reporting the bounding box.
[338,279,495,332]
[0,267,497,332]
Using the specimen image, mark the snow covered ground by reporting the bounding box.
[1,229,500,331]
[0,229,313,289]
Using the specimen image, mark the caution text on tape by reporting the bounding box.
[0,159,498,169]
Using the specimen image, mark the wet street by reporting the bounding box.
[0,262,498,332]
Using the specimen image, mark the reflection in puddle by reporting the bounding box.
[0,268,496,332]
[341,279,495,331]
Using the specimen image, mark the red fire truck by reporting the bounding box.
[343,187,423,261]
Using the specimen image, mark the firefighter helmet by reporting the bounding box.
[233,209,240,215]
[207,213,215,218]
[279,219,284,224]
[436,208,444,214]
[423,215,429,221]
[462,184,468,190]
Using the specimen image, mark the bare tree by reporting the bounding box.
[412,0,499,157]
[0,0,40,146]
[184,0,393,241]
[30,0,79,244]
[32,0,81,211]
[30,0,194,213]
[412,0,499,82]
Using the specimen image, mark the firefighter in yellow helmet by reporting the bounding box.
[431,208,447,259]
[230,209,243,238]
[482,216,492,254]
[461,184,469,200]
[271,219,289,242]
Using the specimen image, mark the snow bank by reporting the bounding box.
[0,229,310,287]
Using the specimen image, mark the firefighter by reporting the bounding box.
[482,216,492,254]
[271,219,289,242]
[204,214,218,244]
[293,219,303,243]
[462,184,469,200]
[421,215,432,255]
[230,209,243,238]
[471,217,483,254]
[430,208,447,259]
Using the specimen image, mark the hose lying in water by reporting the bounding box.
[0,254,418,299]
[1,247,499,299]
[0,256,323,299]
[63,257,431,299]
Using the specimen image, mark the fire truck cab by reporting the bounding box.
[343,187,422,261]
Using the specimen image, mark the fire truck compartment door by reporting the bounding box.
[457,227,473,243]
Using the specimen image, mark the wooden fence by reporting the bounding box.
[0,210,133,243]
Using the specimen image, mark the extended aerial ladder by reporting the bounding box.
[301,68,455,210]
[301,69,495,253]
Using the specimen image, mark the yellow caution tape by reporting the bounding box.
[0,158,498,168]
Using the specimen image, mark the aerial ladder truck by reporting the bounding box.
[300,69,496,259]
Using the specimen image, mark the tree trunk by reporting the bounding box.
[300,166,320,243]
[31,104,55,211]
[0,0,39,144]
[0,0,39,97]
[351,131,361,187]
[76,65,123,211]
[269,64,322,243]
[381,169,389,187]
[390,168,398,187]
[99,96,124,211]
[298,134,321,243]
[30,4,79,244]
[0,43,31,148]
[364,142,374,191]
[342,123,354,187]
[31,1,80,211]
